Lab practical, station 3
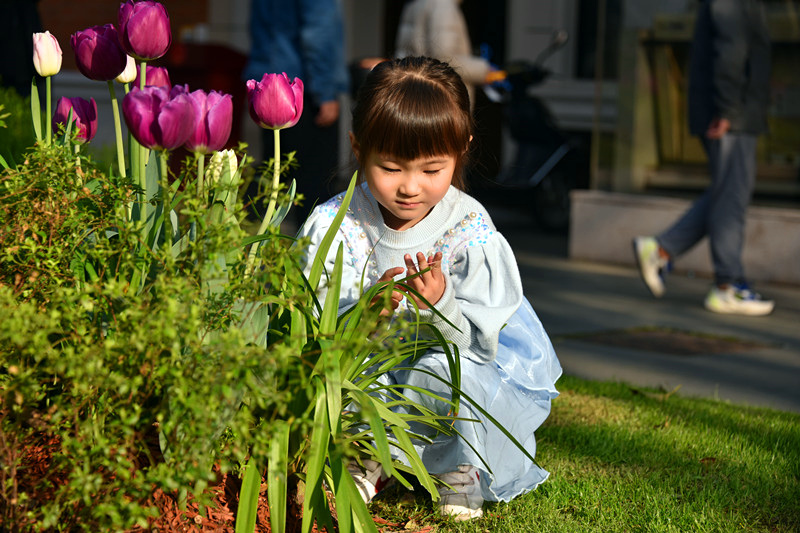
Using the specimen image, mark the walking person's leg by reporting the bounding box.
[703,133,774,315]
[633,148,715,298]
[704,133,756,286]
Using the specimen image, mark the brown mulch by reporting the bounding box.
[4,431,435,533]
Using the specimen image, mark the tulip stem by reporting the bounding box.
[45,76,52,146]
[196,153,205,201]
[160,151,172,246]
[107,81,127,178]
[139,61,147,90]
[245,128,281,276]
[138,62,148,205]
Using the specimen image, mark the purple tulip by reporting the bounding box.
[118,0,171,61]
[70,24,127,82]
[53,97,98,143]
[122,85,195,150]
[133,65,171,88]
[246,73,304,130]
[184,89,233,154]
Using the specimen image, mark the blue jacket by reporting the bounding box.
[688,0,771,135]
[244,0,349,106]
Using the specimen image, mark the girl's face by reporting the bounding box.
[360,150,456,231]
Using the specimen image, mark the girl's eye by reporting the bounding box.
[379,165,399,173]
[424,169,442,175]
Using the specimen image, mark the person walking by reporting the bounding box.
[633,0,774,316]
[244,0,349,224]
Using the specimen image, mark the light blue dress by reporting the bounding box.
[300,184,562,502]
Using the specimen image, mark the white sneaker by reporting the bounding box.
[436,465,484,521]
[633,236,670,298]
[704,284,775,316]
[347,459,392,504]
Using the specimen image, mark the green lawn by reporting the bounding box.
[369,375,800,532]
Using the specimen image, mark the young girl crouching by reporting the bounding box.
[299,56,562,521]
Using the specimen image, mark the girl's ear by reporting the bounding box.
[349,131,361,162]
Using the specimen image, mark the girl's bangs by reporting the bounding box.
[366,86,471,161]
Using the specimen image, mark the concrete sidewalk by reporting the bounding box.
[489,204,800,414]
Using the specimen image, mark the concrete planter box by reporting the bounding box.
[569,189,800,285]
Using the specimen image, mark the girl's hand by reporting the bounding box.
[371,266,405,317]
[403,252,445,310]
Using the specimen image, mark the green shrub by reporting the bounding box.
[0,143,304,530]
[0,141,463,533]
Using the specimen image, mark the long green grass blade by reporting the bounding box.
[289,306,307,353]
[328,460,353,533]
[62,108,74,143]
[307,171,357,292]
[392,427,440,498]
[347,390,396,476]
[235,460,261,533]
[267,421,290,533]
[270,178,296,227]
[319,245,344,432]
[302,380,331,533]
[319,244,343,336]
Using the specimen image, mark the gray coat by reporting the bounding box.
[394,0,490,106]
[688,0,771,135]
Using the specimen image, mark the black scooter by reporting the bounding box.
[479,30,582,232]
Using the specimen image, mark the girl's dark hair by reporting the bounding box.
[351,56,474,189]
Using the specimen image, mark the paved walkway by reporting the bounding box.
[489,204,800,414]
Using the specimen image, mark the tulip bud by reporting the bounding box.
[206,149,239,188]
[184,89,233,154]
[116,55,138,84]
[118,0,172,61]
[246,73,304,130]
[32,31,63,77]
[71,24,128,82]
[53,97,98,143]
[122,85,196,151]
[133,65,171,89]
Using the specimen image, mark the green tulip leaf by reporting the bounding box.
[302,380,331,533]
[267,421,289,533]
[30,77,41,143]
[235,460,261,533]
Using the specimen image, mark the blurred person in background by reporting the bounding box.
[244,0,349,225]
[394,0,504,108]
[634,0,773,316]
